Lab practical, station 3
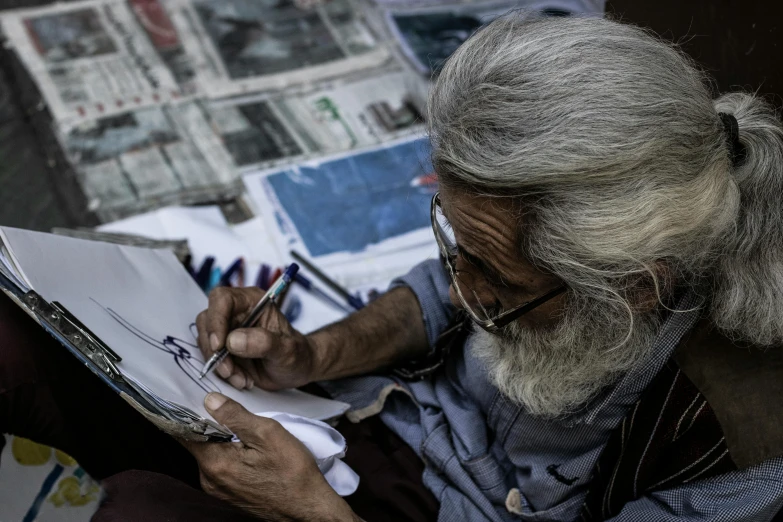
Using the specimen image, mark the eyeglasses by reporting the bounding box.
[430,192,567,332]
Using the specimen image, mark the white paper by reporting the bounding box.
[0,227,348,423]
[99,205,283,271]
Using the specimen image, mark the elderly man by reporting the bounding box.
[3,14,783,522]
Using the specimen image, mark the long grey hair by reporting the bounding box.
[429,14,783,347]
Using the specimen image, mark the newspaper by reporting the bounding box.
[273,70,427,155]
[242,137,437,286]
[384,0,606,73]
[57,101,239,221]
[204,70,427,172]
[165,0,392,98]
[0,0,196,124]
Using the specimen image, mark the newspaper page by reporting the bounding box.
[204,70,426,172]
[58,101,238,222]
[0,0,190,124]
[126,0,200,94]
[166,0,392,98]
[274,70,427,155]
[242,137,437,286]
[385,0,604,74]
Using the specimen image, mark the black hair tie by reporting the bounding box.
[718,112,747,167]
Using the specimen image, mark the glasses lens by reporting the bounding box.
[432,195,560,327]
[434,204,457,258]
[434,201,498,322]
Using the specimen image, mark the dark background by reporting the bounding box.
[607,0,783,102]
[1,0,780,231]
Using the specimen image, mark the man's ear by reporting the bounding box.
[626,260,674,313]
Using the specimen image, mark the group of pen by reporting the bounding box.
[184,249,367,326]
[194,251,369,378]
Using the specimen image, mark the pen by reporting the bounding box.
[199,263,299,379]
[293,272,354,314]
[206,267,222,293]
[195,256,215,290]
[290,250,364,310]
[255,263,271,290]
[220,257,245,287]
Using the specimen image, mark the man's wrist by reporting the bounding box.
[306,491,360,522]
[306,329,336,382]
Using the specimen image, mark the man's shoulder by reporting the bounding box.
[675,319,783,468]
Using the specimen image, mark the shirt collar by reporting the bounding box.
[562,290,705,427]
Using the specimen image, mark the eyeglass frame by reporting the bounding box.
[430,192,568,332]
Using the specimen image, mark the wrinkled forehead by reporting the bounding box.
[439,187,521,255]
[439,186,517,230]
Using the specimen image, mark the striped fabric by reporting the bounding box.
[581,362,736,520]
[321,260,783,521]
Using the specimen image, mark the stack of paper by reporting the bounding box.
[0,227,348,438]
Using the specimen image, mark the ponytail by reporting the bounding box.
[711,93,783,345]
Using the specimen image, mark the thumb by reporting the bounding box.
[204,393,274,446]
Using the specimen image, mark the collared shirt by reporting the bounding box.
[322,260,783,521]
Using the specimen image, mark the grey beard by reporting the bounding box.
[470,303,662,418]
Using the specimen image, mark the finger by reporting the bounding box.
[199,347,253,390]
[215,354,234,379]
[204,393,281,447]
[195,310,212,361]
[205,288,240,354]
[226,327,289,360]
[179,437,242,482]
[179,437,224,461]
[207,352,250,389]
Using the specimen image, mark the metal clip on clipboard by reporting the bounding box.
[22,291,123,381]
[0,260,231,441]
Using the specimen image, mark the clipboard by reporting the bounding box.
[0,267,233,442]
[0,226,349,437]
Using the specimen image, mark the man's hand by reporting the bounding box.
[197,284,430,390]
[184,393,359,522]
[196,287,317,390]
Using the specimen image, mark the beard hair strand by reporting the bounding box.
[470,300,662,418]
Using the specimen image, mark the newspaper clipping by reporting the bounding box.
[242,137,436,270]
[204,70,426,171]
[167,0,391,97]
[384,0,604,74]
[0,0,190,124]
[60,101,237,220]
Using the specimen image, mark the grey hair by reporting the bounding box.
[429,14,783,346]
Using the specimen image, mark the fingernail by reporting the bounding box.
[227,331,247,354]
[204,393,227,411]
[209,333,220,352]
[246,379,254,390]
[229,373,246,389]
[217,360,231,379]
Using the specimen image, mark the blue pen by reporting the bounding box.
[206,267,222,293]
[195,256,215,290]
[289,250,364,310]
[293,272,354,314]
[256,263,271,290]
[199,264,299,378]
[220,257,245,287]
[281,294,302,323]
